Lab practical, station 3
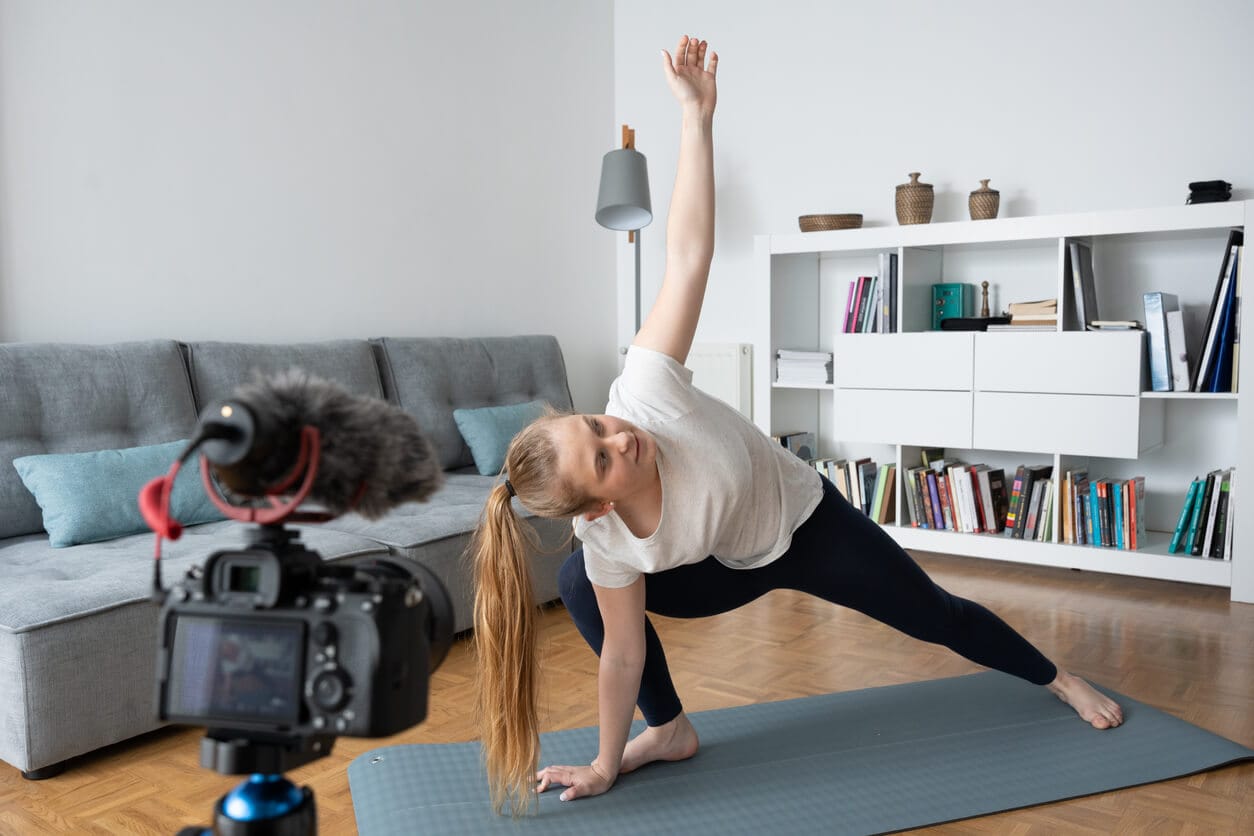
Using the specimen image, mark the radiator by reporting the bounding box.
[687,343,753,419]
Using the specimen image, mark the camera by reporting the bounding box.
[156,524,453,742]
[140,371,451,834]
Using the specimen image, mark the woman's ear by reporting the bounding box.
[582,500,614,523]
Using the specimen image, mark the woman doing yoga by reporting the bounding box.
[470,35,1123,815]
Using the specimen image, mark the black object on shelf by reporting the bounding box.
[1187,180,1232,204]
[940,316,1011,332]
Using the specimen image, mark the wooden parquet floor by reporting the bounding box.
[2,551,1251,834]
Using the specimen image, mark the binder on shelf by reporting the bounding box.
[1193,232,1244,391]
[1142,292,1179,391]
[1165,308,1192,392]
[1068,241,1100,330]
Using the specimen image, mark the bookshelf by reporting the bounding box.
[752,201,1252,603]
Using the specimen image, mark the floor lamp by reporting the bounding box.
[595,125,652,333]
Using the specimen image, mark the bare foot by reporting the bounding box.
[1046,670,1124,729]
[620,713,700,774]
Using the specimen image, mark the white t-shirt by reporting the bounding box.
[573,346,823,588]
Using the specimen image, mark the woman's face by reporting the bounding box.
[550,413,658,513]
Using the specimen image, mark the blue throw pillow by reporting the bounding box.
[453,400,550,476]
[13,440,226,547]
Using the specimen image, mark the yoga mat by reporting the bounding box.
[348,672,1253,835]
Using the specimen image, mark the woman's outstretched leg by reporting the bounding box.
[768,478,1122,728]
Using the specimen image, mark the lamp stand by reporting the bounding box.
[634,228,642,333]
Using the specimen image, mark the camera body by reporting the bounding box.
[156,525,450,741]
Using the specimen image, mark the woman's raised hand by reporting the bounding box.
[661,35,717,116]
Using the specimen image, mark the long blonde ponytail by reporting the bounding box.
[471,413,589,815]
[472,481,541,815]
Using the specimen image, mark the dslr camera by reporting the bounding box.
[142,371,451,834]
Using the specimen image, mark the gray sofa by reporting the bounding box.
[0,336,574,779]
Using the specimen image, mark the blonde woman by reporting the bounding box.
[470,35,1122,815]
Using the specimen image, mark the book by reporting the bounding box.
[1073,471,1091,545]
[1008,298,1058,315]
[856,276,878,333]
[1204,247,1241,392]
[1164,309,1192,393]
[921,447,945,468]
[1090,320,1143,330]
[1201,470,1228,558]
[1142,292,1179,391]
[919,468,937,529]
[1003,465,1026,535]
[1024,479,1046,540]
[843,280,858,333]
[1208,472,1231,559]
[1089,481,1102,546]
[1068,241,1100,330]
[935,471,955,530]
[1233,250,1243,391]
[1170,479,1202,553]
[987,468,1009,532]
[926,471,944,529]
[1193,232,1243,390]
[1222,470,1236,560]
[888,253,898,334]
[1113,480,1124,549]
[1037,481,1054,542]
[859,460,879,515]
[1129,476,1145,551]
[1189,471,1220,556]
[877,464,897,524]
[870,464,889,521]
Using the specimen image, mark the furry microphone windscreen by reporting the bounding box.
[226,369,444,518]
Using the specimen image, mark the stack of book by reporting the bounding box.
[1169,469,1235,559]
[1002,464,1055,540]
[841,252,898,334]
[1008,298,1058,329]
[775,350,832,385]
[1143,291,1191,392]
[811,456,896,524]
[1059,469,1146,550]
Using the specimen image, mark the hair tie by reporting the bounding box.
[504,478,516,498]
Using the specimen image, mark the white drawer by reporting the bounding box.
[974,332,1145,396]
[834,388,973,447]
[973,392,1143,457]
[834,332,973,391]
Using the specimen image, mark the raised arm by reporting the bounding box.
[632,35,718,366]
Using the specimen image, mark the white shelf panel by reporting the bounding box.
[765,202,1247,255]
[887,525,1232,587]
[773,382,834,390]
[1140,391,1238,400]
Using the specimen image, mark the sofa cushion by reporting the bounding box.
[13,440,224,548]
[454,399,550,476]
[372,336,573,470]
[0,341,198,540]
[319,473,508,548]
[182,340,384,411]
[0,522,390,634]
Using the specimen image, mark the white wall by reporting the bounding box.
[612,0,1254,349]
[0,0,617,411]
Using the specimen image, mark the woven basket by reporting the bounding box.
[969,179,1000,220]
[798,213,863,232]
[895,172,934,225]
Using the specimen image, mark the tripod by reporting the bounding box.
[177,732,334,836]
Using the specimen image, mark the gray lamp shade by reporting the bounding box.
[595,148,652,231]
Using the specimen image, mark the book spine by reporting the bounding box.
[1169,480,1200,553]
[1113,481,1124,550]
[849,276,867,335]
[871,464,889,521]
[1004,465,1026,536]
[1222,470,1236,560]
[1024,480,1043,540]
[918,470,934,529]
[1201,471,1225,558]
[1089,482,1102,547]
[936,473,955,530]
[1185,474,1213,556]
[1209,475,1231,559]
[926,472,944,529]
[1143,292,1172,391]
[1194,242,1238,391]
[988,470,1008,532]
[1165,308,1192,393]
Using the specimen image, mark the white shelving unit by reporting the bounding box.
[753,201,1252,603]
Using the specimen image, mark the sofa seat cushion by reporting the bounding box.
[0,523,389,634]
[319,473,529,549]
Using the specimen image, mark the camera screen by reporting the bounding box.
[166,615,305,726]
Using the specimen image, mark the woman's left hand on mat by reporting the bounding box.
[535,761,615,802]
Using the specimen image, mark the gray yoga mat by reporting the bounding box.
[348,671,1253,835]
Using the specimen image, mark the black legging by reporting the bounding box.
[558,476,1058,726]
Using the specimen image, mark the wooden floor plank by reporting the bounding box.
[1,550,1250,833]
